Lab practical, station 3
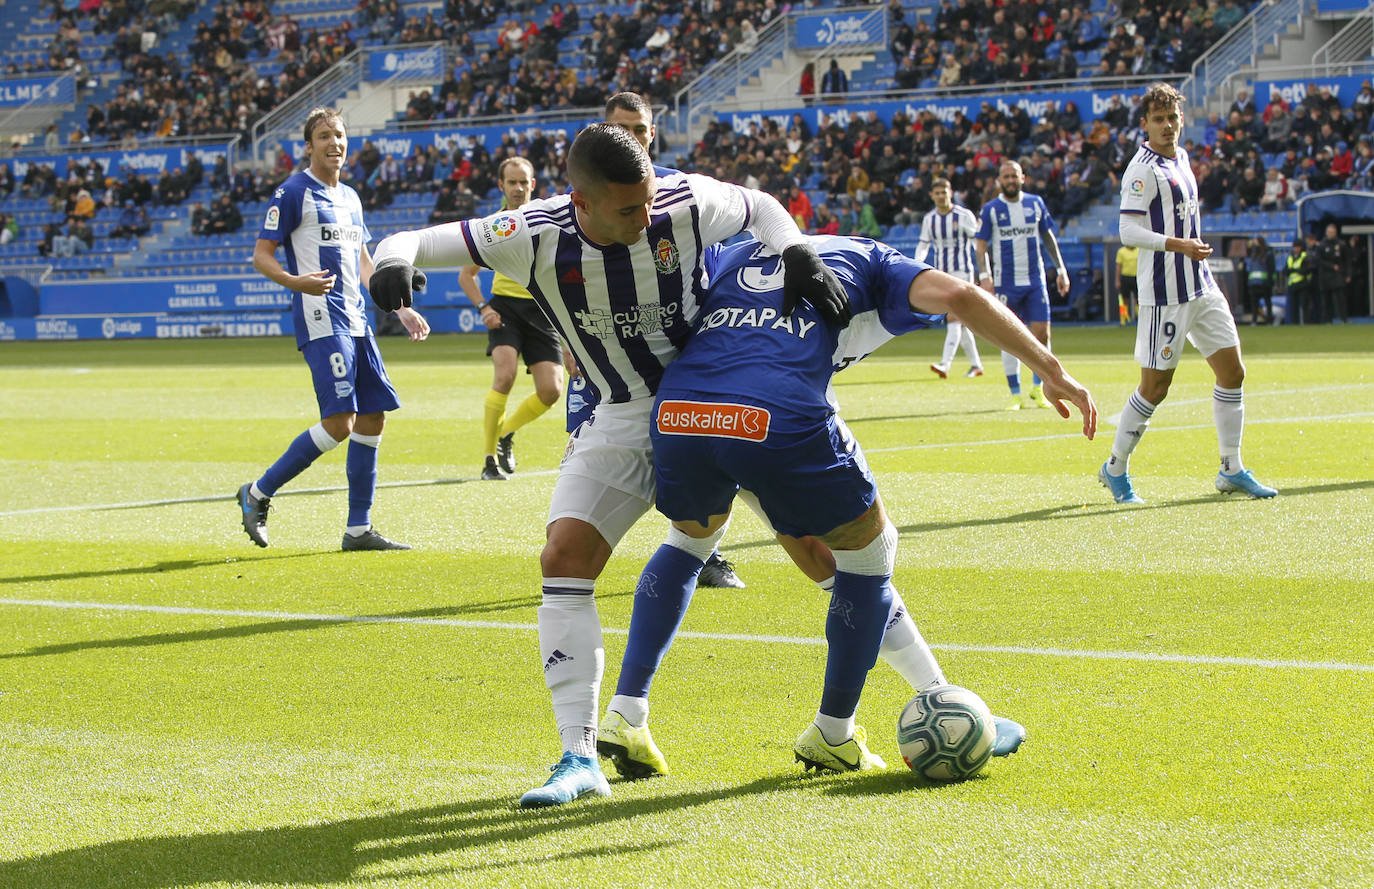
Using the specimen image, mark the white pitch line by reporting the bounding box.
[2,597,1370,675]
[864,410,1374,453]
[1,408,1368,518]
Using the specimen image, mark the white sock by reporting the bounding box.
[877,589,945,690]
[344,525,371,537]
[940,322,962,367]
[538,581,603,757]
[813,713,854,746]
[1108,391,1156,476]
[960,326,982,368]
[609,694,648,727]
[1001,350,1020,391]
[1214,386,1245,473]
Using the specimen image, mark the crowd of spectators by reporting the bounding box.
[1190,82,1374,213]
[888,0,1254,93]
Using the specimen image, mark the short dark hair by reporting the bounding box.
[930,177,951,190]
[567,123,651,190]
[604,91,652,120]
[1139,83,1185,121]
[303,107,344,142]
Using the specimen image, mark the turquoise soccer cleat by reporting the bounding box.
[597,710,670,779]
[794,723,887,773]
[992,716,1026,756]
[518,752,611,808]
[1099,462,1145,504]
[1215,469,1277,498]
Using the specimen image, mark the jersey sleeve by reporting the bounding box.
[913,214,932,262]
[958,207,979,238]
[260,183,298,243]
[1037,197,1058,236]
[976,203,994,241]
[688,173,752,244]
[456,208,536,285]
[1120,160,1157,216]
[871,242,942,335]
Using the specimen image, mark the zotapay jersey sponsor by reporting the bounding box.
[260,169,372,348]
[915,205,980,281]
[660,236,941,421]
[459,170,754,406]
[977,193,1056,291]
[1120,144,1218,306]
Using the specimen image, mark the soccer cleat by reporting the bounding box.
[1028,384,1051,408]
[930,363,949,379]
[794,723,886,772]
[481,456,506,481]
[697,551,746,589]
[992,716,1026,757]
[1006,395,1023,411]
[1215,469,1278,499]
[237,483,270,548]
[964,366,984,378]
[596,710,670,779]
[496,431,517,475]
[341,529,412,551]
[519,751,612,808]
[1099,462,1144,504]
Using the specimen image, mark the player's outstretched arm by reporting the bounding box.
[910,271,1097,439]
[743,193,851,326]
[371,222,476,311]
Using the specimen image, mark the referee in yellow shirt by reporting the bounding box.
[459,157,566,480]
[1114,242,1139,324]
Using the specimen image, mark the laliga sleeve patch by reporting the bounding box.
[478,212,522,245]
[264,206,280,231]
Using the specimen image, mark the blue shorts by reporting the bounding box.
[301,333,401,419]
[651,399,877,538]
[1001,283,1051,324]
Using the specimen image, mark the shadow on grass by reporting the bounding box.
[0,552,329,586]
[719,479,1374,553]
[0,775,811,888]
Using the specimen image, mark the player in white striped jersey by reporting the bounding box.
[237,107,429,552]
[915,177,984,379]
[974,161,1071,410]
[369,123,852,808]
[1100,83,1277,504]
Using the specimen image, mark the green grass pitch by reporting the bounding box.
[0,324,1371,889]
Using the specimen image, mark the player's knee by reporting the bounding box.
[541,520,611,578]
[320,412,356,441]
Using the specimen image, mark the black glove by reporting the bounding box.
[782,243,851,327]
[370,257,427,311]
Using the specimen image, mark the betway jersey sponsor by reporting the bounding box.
[460,170,753,405]
[1120,144,1217,306]
[977,192,1056,290]
[659,236,940,419]
[916,205,980,281]
[260,169,372,348]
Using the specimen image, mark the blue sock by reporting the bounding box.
[1006,374,1021,396]
[615,543,704,698]
[818,570,892,719]
[1032,372,1042,386]
[346,436,380,528]
[257,428,329,497]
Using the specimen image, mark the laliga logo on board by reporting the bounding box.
[382,49,439,73]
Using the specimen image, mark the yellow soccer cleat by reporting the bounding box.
[1027,384,1051,408]
[794,723,887,772]
[597,710,670,779]
[1006,394,1023,411]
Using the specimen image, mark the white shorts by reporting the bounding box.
[1135,290,1240,371]
[547,399,655,548]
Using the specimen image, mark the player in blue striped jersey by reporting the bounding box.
[236,107,429,552]
[1100,83,1277,504]
[915,177,984,379]
[369,123,852,807]
[975,161,1071,410]
[595,234,1095,775]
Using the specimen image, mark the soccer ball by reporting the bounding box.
[897,684,996,783]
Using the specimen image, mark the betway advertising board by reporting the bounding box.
[722,87,1136,135]
[1,143,232,181]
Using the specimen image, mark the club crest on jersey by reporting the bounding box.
[264,206,279,231]
[652,238,680,275]
[1161,346,1174,360]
